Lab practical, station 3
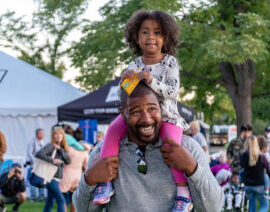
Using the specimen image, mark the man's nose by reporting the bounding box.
[140,110,152,123]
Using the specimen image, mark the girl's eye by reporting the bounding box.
[142,31,148,34]
[155,31,161,35]
[148,107,157,112]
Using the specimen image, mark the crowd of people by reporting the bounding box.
[209,125,270,211]
[0,126,104,212]
[0,8,269,212]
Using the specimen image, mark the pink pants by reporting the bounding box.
[100,114,187,184]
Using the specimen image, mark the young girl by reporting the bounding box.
[94,10,191,211]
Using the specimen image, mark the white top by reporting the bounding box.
[128,54,189,130]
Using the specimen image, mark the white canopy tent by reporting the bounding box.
[0,50,85,162]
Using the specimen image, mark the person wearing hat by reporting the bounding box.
[189,121,208,152]
[0,163,27,212]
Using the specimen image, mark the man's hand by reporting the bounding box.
[161,138,197,177]
[137,71,152,84]
[8,168,16,179]
[84,156,119,186]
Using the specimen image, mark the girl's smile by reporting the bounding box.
[138,19,164,61]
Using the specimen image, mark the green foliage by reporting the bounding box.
[0,0,87,78]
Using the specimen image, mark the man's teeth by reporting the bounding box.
[140,126,152,133]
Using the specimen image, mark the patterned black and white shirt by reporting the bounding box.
[127,54,189,130]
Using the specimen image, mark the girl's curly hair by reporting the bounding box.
[125,10,180,56]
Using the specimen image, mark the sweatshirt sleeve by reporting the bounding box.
[73,142,104,212]
[35,144,55,164]
[148,55,180,100]
[184,136,224,212]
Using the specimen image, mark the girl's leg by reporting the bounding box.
[100,114,127,158]
[160,122,192,211]
[94,115,127,205]
[159,122,186,184]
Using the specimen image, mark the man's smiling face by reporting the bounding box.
[121,91,162,145]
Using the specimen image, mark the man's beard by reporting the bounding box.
[131,123,160,145]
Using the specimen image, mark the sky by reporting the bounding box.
[0,0,109,88]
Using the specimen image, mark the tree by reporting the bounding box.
[71,0,270,134]
[178,0,270,134]
[0,0,87,78]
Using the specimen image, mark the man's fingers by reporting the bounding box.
[160,144,172,153]
[162,138,178,147]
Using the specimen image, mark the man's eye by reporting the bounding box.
[131,111,140,115]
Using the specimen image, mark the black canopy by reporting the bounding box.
[58,78,196,124]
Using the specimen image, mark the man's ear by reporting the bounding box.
[119,107,125,119]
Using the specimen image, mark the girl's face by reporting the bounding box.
[53,132,64,144]
[138,19,164,57]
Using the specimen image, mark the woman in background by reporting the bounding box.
[240,135,270,212]
[36,128,71,212]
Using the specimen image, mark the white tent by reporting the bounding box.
[0,50,85,162]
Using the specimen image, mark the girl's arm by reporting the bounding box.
[148,56,180,100]
[35,143,55,164]
[59,147,71,165]
[65,134,85,151]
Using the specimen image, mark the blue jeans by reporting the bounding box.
[43,179,65,212]
[264,173,269,191]
[245,185,269,212]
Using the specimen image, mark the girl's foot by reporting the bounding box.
[173,196,193,212]
[93,182,115,205]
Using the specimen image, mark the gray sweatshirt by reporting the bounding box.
[73,135,224,212]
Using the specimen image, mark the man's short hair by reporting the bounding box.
[35,128,44,136]
[189,121,200,131]
[240,125,247,132]
[246,124,252,131]
[120,81,161,107]
[12,163,22,169]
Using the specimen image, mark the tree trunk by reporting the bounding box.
[219,59,256,136]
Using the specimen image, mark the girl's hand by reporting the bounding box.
[121,69,135,81]
[137,71,152,84]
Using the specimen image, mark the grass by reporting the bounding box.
[6,199,59,212]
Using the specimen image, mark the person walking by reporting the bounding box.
[240,135,270,212]
[35,128,71,212]
[26,128,46,201]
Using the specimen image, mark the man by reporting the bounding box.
[0,163,27,212]
[96,131,104,144]
[26,128,45,201]
[73,82,223,212]
[227,125,247,173]
[246,124,253,137]
[189,121,208,152]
